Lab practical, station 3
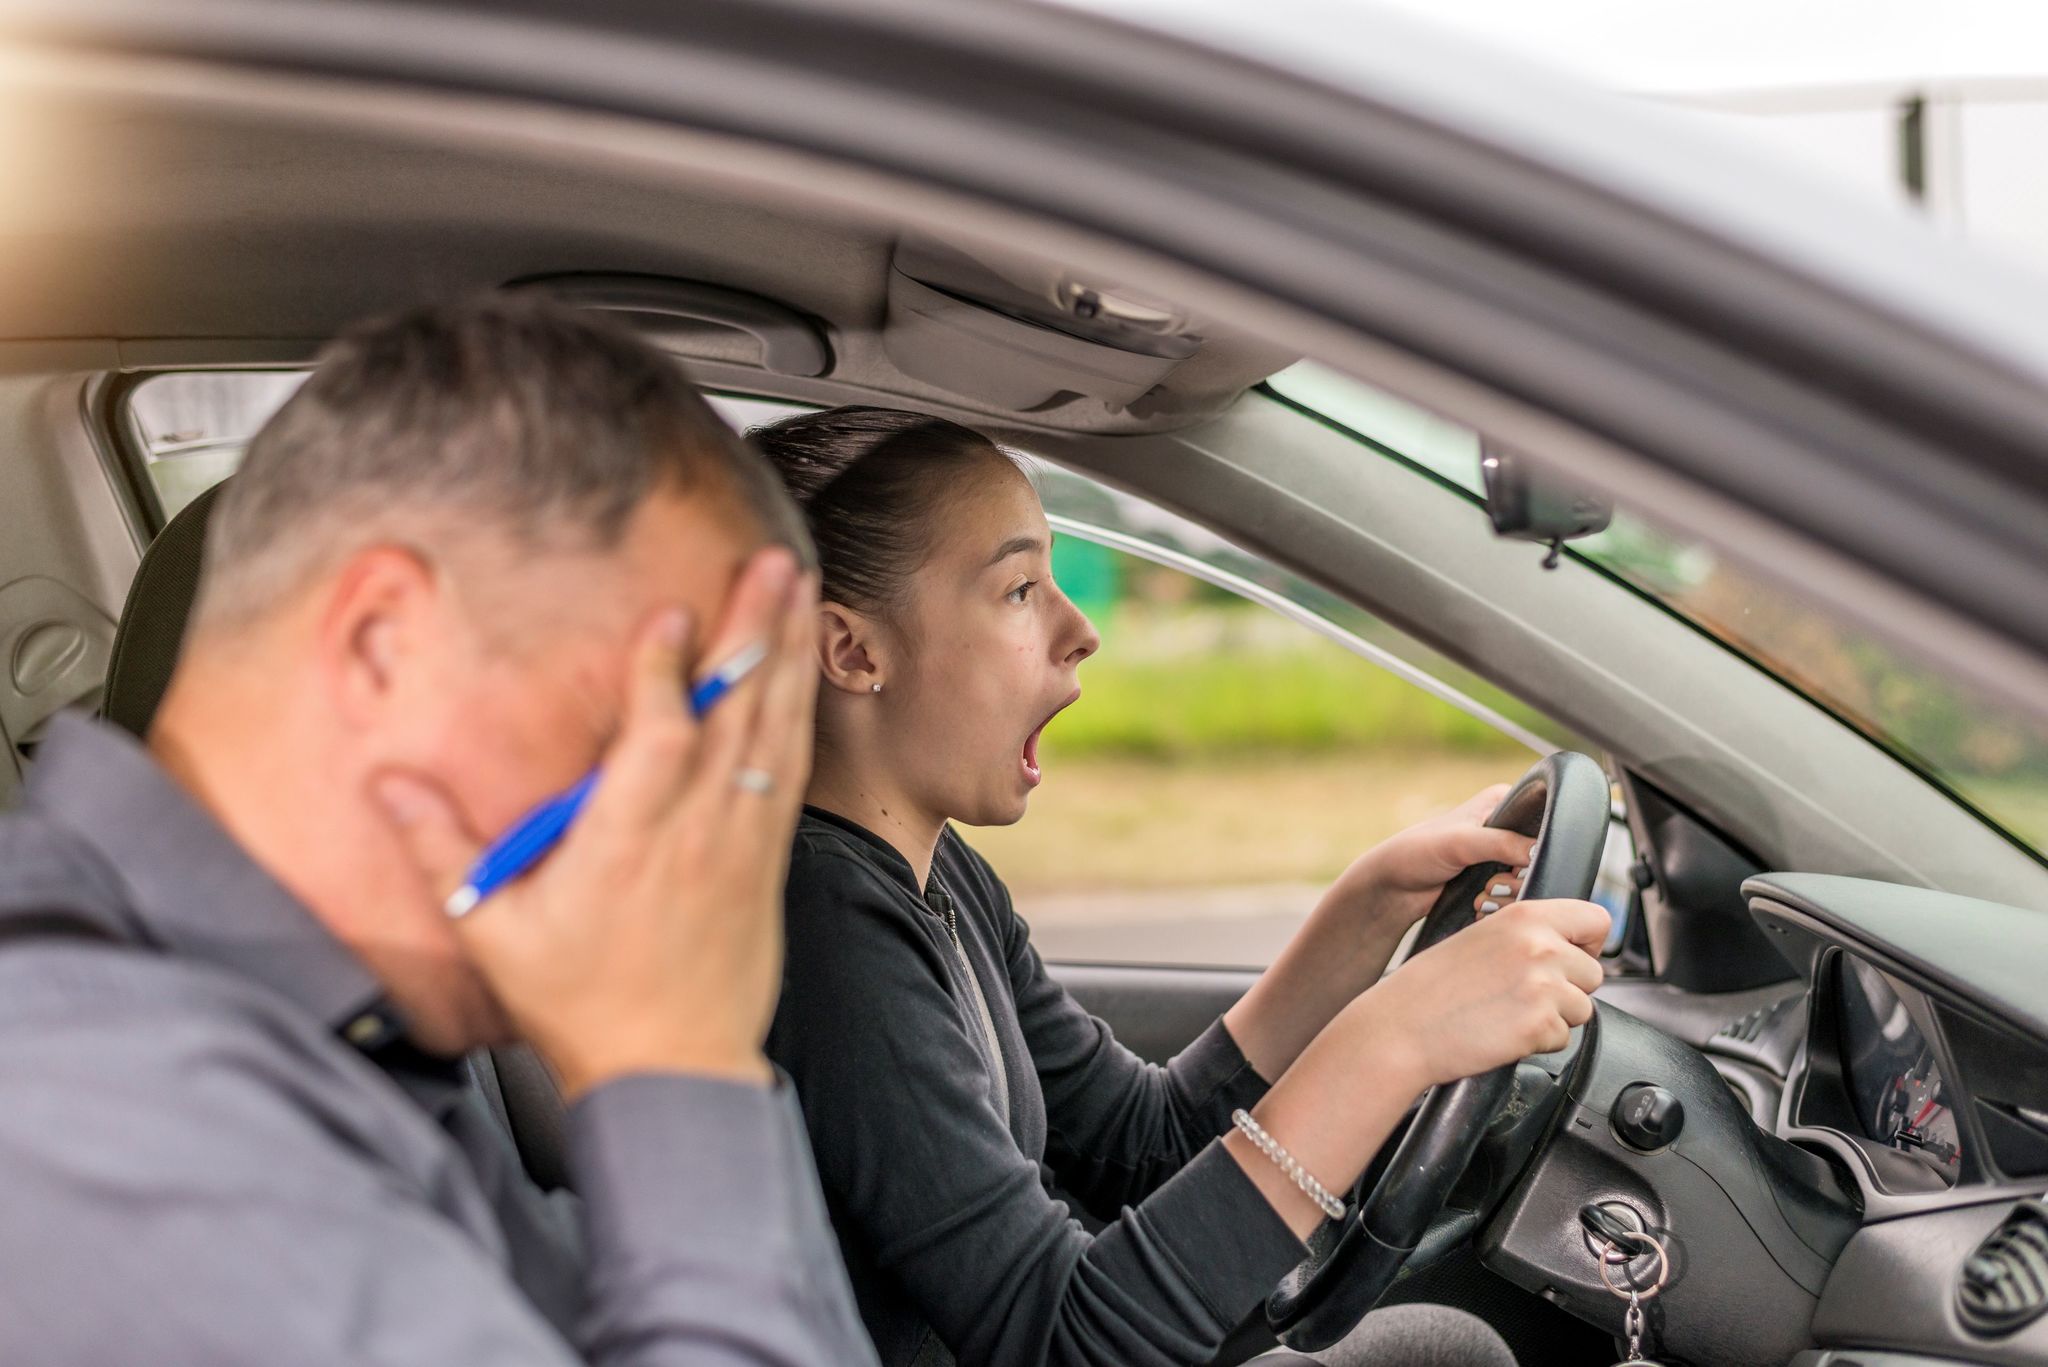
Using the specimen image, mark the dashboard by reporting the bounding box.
[1735,873,2048,1365]
[1747,875,2048,1212]
[1834,955,1961,1182]
[1471,870,2048,1367]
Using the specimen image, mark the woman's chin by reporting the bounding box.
[959,787,1033,829]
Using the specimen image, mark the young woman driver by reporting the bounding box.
[752,407,1609,1367]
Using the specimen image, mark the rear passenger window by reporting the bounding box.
[121,375,815,522]
[125,372,307,520]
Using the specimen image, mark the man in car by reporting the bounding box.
[0,295,878,1365]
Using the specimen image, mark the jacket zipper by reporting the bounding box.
[927,883,1010,1123]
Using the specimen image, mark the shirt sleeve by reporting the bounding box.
[569,1072,880,1365]
[0,950,877,1367]
[955,836,1276,1219]
[769,849,1306,1367]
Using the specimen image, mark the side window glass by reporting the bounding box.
[970,460,1635,968]
[126,372,308,519]
[121,375,807,521]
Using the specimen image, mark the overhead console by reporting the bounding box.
[882,235,1224,412]
[509,273,835,378]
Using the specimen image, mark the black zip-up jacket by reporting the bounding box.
[766,808,1306,1367]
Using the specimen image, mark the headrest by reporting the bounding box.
[102,479,229,738]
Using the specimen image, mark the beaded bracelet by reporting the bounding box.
[1231,1108,1347,1222]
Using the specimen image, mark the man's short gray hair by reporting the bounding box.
[193,293,809,629]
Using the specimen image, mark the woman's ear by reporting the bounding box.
[816,602,886,695]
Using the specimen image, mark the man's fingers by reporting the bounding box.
[682,549,800,797]
[696,549,806,803]
[589,605,701,829]
[698,547,799,680]
[736,569,822,812]
[372,769,486,906]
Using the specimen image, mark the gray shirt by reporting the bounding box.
[0,712,879,1367]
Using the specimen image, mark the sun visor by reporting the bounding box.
[882,237,1204,411]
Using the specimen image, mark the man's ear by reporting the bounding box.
[315,544,443,727]
[816,601,885,695]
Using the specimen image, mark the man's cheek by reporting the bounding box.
[432,698,567,835]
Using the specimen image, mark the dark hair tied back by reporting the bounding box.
[748,406,1008,613]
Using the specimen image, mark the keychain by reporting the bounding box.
[1577,1203,1671,1366]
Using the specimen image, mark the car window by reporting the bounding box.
[113,370,1632,969]
[126,371,309,520]
[1269,362,2048,865]
[978,460,1634,967]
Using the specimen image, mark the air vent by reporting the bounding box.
[1958,1201,2048,1335]
[1715,1008,1770,1045]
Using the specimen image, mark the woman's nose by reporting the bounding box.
[1064,601,1101,666]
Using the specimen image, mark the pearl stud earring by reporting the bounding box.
[871,682,883,693]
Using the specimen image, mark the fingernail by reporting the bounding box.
[1491,883,1513,897]
[1480,900,1501,913]
[1515,866,1528,878]
[657,608,690,648]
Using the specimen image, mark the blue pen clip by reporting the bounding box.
[443,640,770,919]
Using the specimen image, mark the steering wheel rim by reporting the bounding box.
[1265,750,1610,1353]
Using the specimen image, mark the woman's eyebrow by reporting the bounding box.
[986,534,1047,567]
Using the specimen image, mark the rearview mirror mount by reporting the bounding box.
[1480,447,1612,568]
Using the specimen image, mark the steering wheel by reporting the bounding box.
[1265,750,1611,1353]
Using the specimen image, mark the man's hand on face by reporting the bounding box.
[374,547,821,1095]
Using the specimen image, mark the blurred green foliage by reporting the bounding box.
[1044,613,1530,761]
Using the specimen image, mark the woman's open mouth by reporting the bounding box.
[1021,690,1082,787]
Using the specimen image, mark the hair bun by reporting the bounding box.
[747,405,1010,611]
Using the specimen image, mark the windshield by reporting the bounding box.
[1269,362,2048,862]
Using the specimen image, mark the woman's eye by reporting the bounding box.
[1008,580,1036,604]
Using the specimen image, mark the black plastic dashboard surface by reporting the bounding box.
[1747,873,2048,1366]
[1748,873,2048,1194]
[1744,873,2048,1042]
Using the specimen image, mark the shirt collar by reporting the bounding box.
[799,804,964,903]
[800,804,919,888]
[24,711,392,1040]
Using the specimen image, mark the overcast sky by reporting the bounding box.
[1367,0,2048,92]
[1065,0,2048,95]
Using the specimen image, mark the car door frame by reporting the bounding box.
[15,0,2048,714]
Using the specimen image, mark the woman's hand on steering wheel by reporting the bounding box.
[1260,751,1615,1353]
[1353,897,1610,1090]
[1312,784,1536,941]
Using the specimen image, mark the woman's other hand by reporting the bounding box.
[1312,784,1532,937]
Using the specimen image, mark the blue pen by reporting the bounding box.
[443,639,770,919]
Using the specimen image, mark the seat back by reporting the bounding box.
[103,481,228,738]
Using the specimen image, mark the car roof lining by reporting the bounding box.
[0,58,1291,434]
